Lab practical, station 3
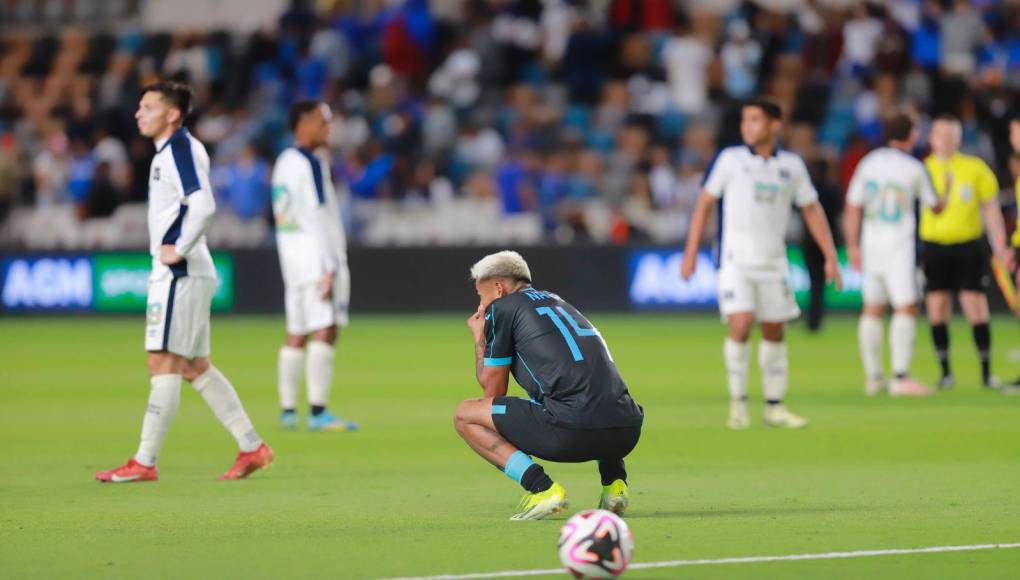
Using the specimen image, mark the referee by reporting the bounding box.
[922,114,1015,389]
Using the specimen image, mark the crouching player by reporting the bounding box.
[454,251,644,520]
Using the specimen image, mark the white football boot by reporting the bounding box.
[727,399,750,430]
[763,404,808,429]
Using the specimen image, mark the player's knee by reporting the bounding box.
[454,401,472,435]
[894,304,918,316]
[285,334,307,348]
[760,323,785,342]
[312,326,337,345]
[863,304,885,317]
[728,318,753,342]
[147,352,181,376]
[182,358,210,382]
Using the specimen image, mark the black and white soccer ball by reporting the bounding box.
[557,509,634,579]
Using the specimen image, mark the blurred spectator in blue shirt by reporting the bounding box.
[213,144,271,221]
[67,137,96,204]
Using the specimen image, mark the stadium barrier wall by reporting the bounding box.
[1,247,1011,315]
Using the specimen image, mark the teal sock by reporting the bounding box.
[503,451,552,493]
[503,451,533,484]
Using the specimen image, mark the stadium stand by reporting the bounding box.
[1,0,1019,248]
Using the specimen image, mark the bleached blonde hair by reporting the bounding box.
[470,250,532,283]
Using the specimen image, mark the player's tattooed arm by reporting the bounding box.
[476,362,510,398]
[468,307,509,396]
[474,335,487,383]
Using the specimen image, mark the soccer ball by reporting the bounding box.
[557,509,634,579]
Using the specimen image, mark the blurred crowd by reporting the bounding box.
[2,0,1020,246]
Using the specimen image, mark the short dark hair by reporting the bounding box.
[933,112,961,125]
[742,98,783,120]
[883,113,914,143]
[289,100,323,131]
[140,80,193,118]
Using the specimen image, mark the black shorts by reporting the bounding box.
[491,397,641,463]
[922,240,990,292]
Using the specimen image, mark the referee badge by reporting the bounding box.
[958,185,973,202]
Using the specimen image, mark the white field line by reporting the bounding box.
[381,541,1020,580]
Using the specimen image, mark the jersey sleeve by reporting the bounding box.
[702,149,732,198]
[172,140,216,257]
[975,160,1000,203]
[288,154,340,274]
[482,301,515,367]
[792,156,819,208]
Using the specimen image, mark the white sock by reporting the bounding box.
[858,315,884,381]
[758,340,788,403]
[723,338,750,401]
[890,314,916,378]
[306,341,335,408]
[192,366,262,452]
[278,345,304,411]
[135,374,182,467]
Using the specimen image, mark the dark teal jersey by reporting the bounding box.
[482,288,643,429]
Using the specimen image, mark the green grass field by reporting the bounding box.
[1,313,1019,579]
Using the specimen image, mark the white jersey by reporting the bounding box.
[271,147,347,288]
[147,128,217,281]
[703,145,818,275]
[846,147,938,257]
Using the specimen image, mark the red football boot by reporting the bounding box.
[218,443,274,480]
[96,459,159,483]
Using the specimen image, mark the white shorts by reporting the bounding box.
[284,267,350,336]
[862,250,918,308]
[145,276,215,359]
[717,266,800,322]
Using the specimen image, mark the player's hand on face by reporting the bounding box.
[317,271,335,300]
[680,252,697,281]
[467,306,485,341]
[825,258,842,291]
[159,244,182,265]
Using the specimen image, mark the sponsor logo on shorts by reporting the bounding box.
[147,303,162,326]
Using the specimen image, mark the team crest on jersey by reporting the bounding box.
[152,167,161,181]
[958,185,973,202]
[779,168,791,180]
[147,303,162,325]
